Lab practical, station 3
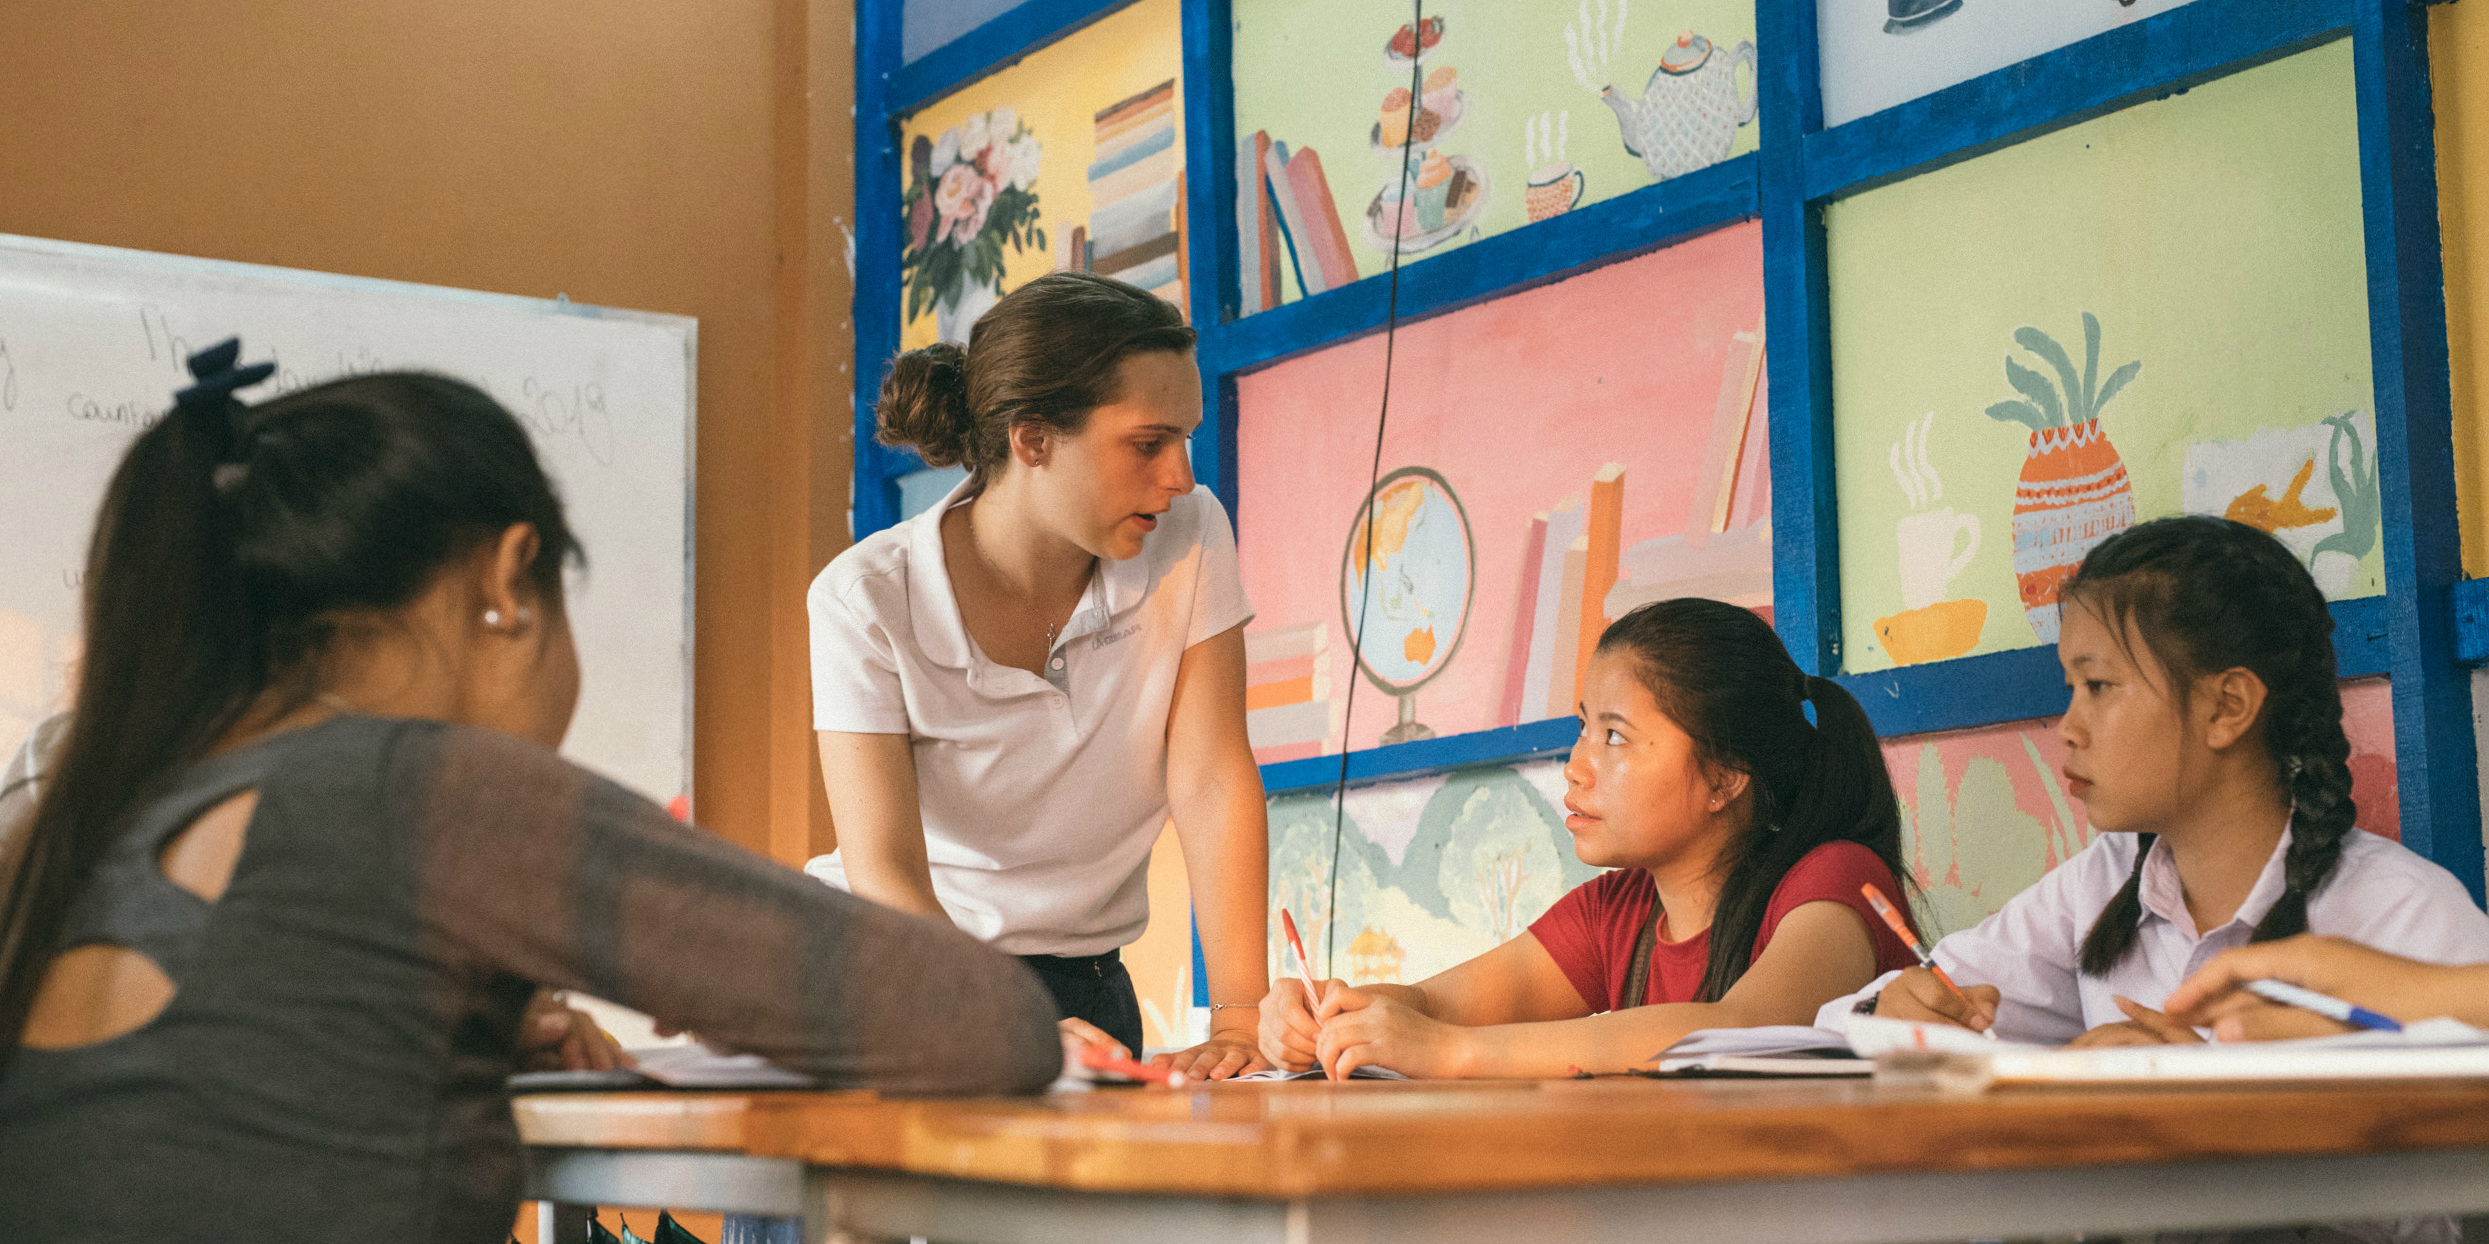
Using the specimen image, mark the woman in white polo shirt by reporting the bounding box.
[808,272,1270,1079]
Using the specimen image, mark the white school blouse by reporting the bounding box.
[1815,823,2489,1043]
[804,479,1254,956]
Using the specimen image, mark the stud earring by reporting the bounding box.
[483,609,503,627]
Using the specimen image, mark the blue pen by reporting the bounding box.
[2244,979,2403,1033]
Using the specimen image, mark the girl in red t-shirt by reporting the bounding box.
[1257,598,1923,1078]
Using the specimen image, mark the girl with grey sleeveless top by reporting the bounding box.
[0,344,1061,1243]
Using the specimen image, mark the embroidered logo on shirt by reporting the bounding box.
[1091,623,1143,650]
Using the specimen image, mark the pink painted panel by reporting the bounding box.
[1235,223,1769,754]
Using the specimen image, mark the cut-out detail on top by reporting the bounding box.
[159,789,256,902]
[21,943,176,1049]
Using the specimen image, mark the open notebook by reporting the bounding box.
[1234,1065,1410,1081]
[508,1045,814,1092]
[1640,1017,2489,1086]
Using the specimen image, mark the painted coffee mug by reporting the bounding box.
[1525,162,1585,221]
[1895,506,1981,611]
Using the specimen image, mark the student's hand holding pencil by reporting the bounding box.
[1312,984,1463,1080]
[2165,935,2483,1040]
[1259,977,1342,1073]
[1872,966,2001,1033]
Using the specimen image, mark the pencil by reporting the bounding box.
[1279,908,1338,1081]
[2244,978,2403,1033]
[1279,907,1324,1003]
[1860,882,1994,1037]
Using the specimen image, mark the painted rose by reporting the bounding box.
[956,112,992,164]
[929,127,959,177]
[1007,134,1042,192]
[937,163,996,245]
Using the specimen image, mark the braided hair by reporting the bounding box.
[2063,515,2353,976]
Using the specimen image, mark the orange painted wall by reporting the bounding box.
[2436,0,2489,577]
[0,0,855,860]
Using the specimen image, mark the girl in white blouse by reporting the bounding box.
[1820,515,2489,1047]
[808,273,1270,1079]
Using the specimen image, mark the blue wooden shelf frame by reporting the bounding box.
[856,0,2484,899]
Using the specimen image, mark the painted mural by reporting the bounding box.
[1268,759,1601,985]
[1816,0,2202,128]
[1233,227,1770,759]
[1230,0,1758,312]
[896,0,1184,349]
[1827,43,2380,675]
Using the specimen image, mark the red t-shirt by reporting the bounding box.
[1527,840,1920,1012]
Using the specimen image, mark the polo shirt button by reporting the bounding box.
[1049,657,1065,670]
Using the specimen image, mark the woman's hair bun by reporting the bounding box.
[875,342,975,467]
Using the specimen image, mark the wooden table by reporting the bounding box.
[518,1077,2489,1243]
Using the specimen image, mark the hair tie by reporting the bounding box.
[173,338,274,488]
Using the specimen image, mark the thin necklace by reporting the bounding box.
[967,504,1074,655]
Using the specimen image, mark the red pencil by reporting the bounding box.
[1279,908,1339,1081]
[1279,908,1324,1003]
[1077,1044,1182,1087]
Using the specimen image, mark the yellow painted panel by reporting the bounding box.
[2434,0,2489,578]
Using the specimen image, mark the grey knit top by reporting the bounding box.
[0,714,1060,1242]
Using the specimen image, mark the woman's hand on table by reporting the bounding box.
[1313,985,1468,1079]
[1152,1028,1269,1081]
[1258,977,1344,1074]
[518,989,631,1072]
[1871,967,1999,1033]
[1058,1016,1130,1060]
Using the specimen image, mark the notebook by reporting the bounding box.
[1234,1065,1410,1081]
[1850,1014,2489,1091]
[507,1045,813,1092]
[1642,1025,1871,1076]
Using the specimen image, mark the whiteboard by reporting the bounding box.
[0,234,696,806]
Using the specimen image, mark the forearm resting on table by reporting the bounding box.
[1456,1000,1768,1078]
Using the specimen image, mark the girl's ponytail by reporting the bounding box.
[2,344,579,1069]
[2061,514,2351,974]
[1786,674,1903,855]
[1595,600,1913,1003]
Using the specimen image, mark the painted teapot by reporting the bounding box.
[1601,31,1759,182]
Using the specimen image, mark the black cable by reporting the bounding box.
[1324,0,1426,980]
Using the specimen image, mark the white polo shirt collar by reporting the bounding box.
[903,476,1157,679]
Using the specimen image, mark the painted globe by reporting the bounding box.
[1339,467,1474,694]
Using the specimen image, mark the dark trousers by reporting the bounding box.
[1017,948,1145,1055]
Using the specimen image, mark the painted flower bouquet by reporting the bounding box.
[903,108,1047,333]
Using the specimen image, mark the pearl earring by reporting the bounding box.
[483,609,503,627]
